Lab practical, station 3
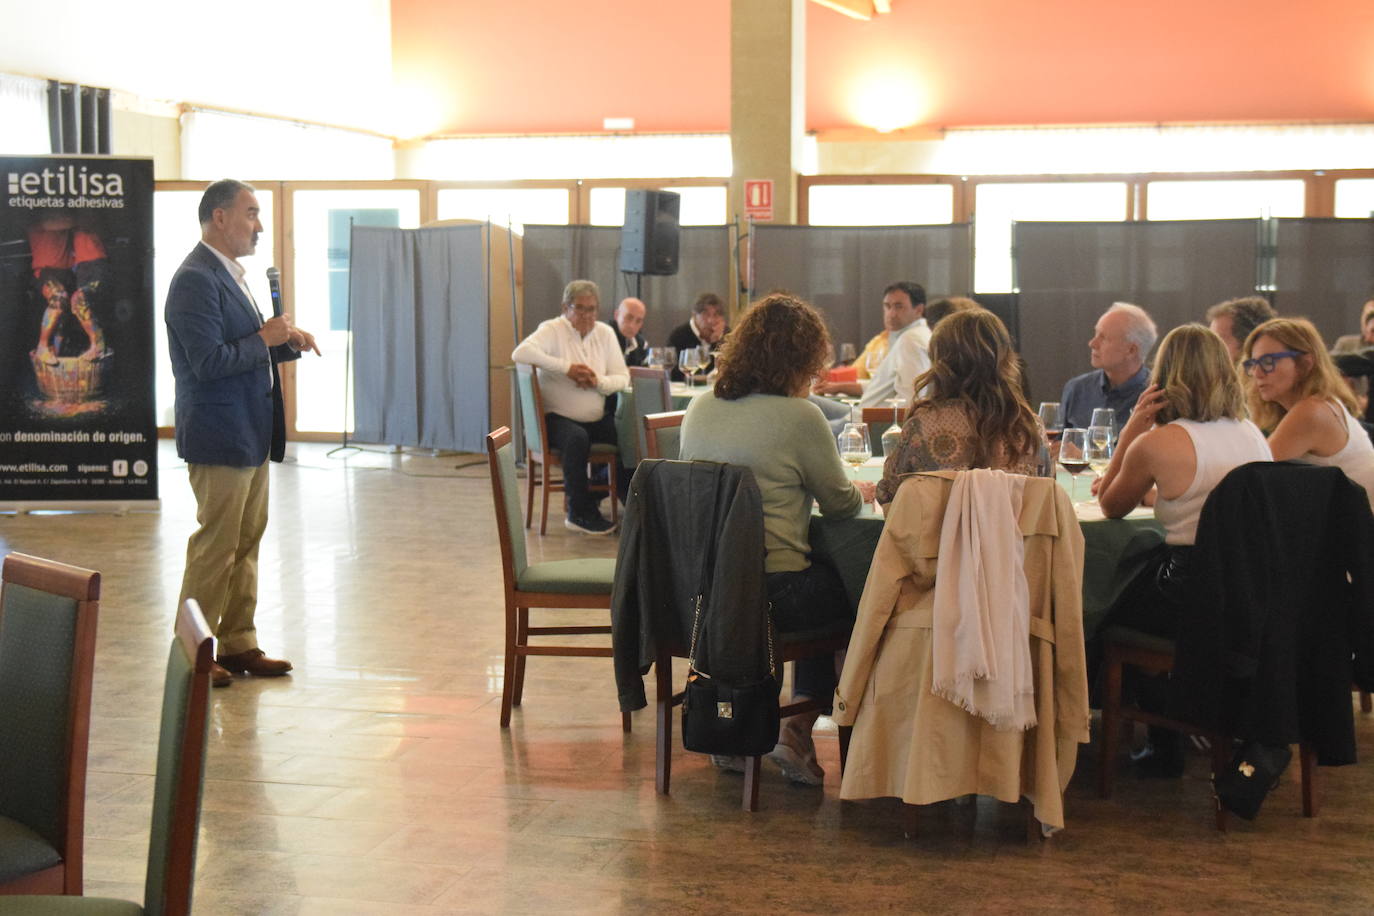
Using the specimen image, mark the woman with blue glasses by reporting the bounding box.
[1243,317,1374,512]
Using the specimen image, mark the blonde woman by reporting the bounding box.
[1243,317,1374,511]
[1095,324,1271,776]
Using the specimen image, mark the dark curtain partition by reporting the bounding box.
[1272,218,1374,345]
[521,225,730,346]
[751,224,973,351]
[1014,220,1260,405]
[349,224,490,452]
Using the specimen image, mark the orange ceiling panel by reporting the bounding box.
[392,0,1374,136]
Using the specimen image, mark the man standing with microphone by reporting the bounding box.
[166,179,320,688]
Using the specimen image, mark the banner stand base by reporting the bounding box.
[0,500,161,516]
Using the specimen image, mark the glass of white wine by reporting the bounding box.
[1086,425,1113,495]
[678,348,700,386]
[838,422,871,479]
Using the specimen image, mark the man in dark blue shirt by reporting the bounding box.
[1060,302,1156,430]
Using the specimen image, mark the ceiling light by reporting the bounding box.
[603,117,635,131]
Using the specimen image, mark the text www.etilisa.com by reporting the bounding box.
[0,463,69,473]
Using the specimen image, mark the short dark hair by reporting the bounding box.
[925,296,981,329]
[198,179,255,225]
[1206,296,1276,344]
[883,281,926,308]
[693,292,724,315]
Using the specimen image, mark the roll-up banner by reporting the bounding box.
[0,155,157,509]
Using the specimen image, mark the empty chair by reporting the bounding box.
[515,363,619,534]
[629,366,672,462]
[486,427,625,730]
[2,598,215,915]
[0,553,100,896]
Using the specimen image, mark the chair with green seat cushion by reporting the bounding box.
[2,599,215,916]
[515,363,619,534]
[629,367,671,461]
[486,427,625,730]
[0,553,100,897]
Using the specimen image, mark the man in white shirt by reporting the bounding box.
[814,281,931,408]
[512,279,630,534]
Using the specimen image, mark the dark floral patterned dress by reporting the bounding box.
[876,400,1039,505]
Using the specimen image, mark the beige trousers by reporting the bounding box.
[178,460,269,656]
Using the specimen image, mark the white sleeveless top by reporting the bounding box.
[1154,418,1272,545]
[1300,402,1374,512]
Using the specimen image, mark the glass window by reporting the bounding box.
[1334,179,1374,218]
[806,184,954,226]
[291,189,421,434]
[974,182,1127,293]
[153,188,275,428]
[589,186,728,226]
[1146,179,1305,220]
[436,188,570,233]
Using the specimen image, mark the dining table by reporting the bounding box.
[808,462,1164,639]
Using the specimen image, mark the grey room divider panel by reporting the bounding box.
[521,225,730,347]
[1014,220,1259,405]
[1272,218,1374,347]
[750,225,972,354]
[349,224,489,452]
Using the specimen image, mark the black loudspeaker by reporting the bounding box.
[619,189,680,276]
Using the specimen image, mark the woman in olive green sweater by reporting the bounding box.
[681,293,875,785]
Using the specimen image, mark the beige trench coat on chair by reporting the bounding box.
[832,471,1089,829]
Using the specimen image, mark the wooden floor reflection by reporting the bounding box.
[3,441,1373,913]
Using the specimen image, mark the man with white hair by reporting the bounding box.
[513,279,629,535]
[607,296,648,367]
[1060,302,1157,430]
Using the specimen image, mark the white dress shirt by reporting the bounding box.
[860,317,931,408]
[512,316,630,423]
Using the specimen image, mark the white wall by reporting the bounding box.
[0,0,393,132]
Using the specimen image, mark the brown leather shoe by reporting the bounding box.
[211,662,234,688]
[217,648,293,677]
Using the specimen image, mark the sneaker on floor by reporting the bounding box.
[766,742,825,786]
[564,512,615,535]
[709,754,746,773]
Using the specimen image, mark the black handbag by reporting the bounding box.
[1212,741,1292,821]
[681,595,781,756]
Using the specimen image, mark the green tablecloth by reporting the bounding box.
[808,488,1164,639]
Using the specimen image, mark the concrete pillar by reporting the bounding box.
[730,0,806,229]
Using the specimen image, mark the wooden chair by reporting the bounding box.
[642,410,686,460]
[0,553,100,897]
[486,427,628,731]
[629,367,672,461]
[654,636,851,812]
[1097,626,1318,830]
[515,363,619,534]
[2,598,214,915]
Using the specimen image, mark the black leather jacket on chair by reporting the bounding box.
[611,460,770,712]
[1171,461,1374,765]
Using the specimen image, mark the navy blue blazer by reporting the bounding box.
[165,243,298,467]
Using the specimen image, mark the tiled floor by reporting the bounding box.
[4,441,1374,913]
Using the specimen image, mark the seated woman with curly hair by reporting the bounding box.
[876,308,1040,506]
[680,292,874,786]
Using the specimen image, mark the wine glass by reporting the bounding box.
[678,348,700,386]
[881,396,903,458]
[697,344,712,382]
[838,342,857,365]
[660,346,677,377]
[838,422,872,478]
[1090,408,1116,442]
[1037,402,1063,443]
[1086,425,1113,492]
[644,348,662,369]
[1059,427,1089,501]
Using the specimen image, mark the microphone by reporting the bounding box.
[266,267,282,318]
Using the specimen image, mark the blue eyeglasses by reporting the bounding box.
[1242,350,1304,374]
